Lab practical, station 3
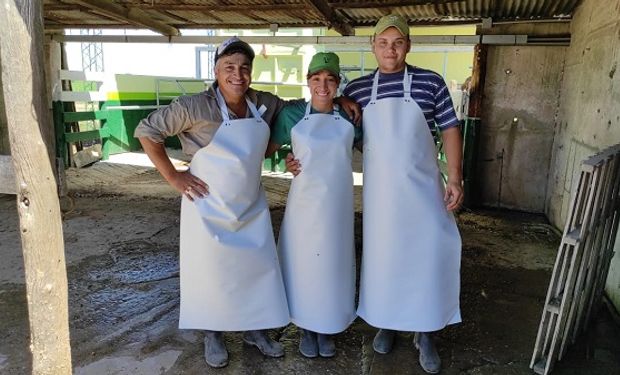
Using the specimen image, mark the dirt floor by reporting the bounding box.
[0,153,619,374]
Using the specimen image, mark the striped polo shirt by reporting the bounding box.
[343,65,459,132]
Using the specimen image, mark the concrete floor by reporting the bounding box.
[0,153,619,374]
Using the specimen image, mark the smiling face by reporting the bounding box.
[307,70,339,110]
[372,27,410,74]
[214,52,252,101]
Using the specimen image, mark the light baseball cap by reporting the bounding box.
[307,52,340,77]
[374,14,409,37]
[214,36,255,66]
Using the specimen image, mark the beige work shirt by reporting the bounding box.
[134,83,292,156]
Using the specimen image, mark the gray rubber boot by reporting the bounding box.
[414,332,441,374]
[299,329,318,358]
[372,329,396,354]
[243,330,284,358]
[204,330,228,368]
[317,333,336,358]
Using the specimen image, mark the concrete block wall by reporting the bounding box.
[476,1,620,310]
[546,0,620,227]
[545,0,620,310]
[476,23,568,212]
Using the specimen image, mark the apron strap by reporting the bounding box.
[332,104,340,120]
[245,97,263,121]
[215,87,231,122]
[403,68,412,100]
[304,102,340,119]
[370,68,412,104]
[216,87,263,122]
[370,71,380,104]
[304,102,312,118]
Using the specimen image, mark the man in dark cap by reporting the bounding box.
[136,36,360,368]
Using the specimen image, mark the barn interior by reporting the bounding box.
[0,1,619,374]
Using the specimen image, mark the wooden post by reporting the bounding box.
[45,33,67,195]
[466,43,488,207]
[0,1,72,374]
[0,63,8,155]
[467,44,488,119]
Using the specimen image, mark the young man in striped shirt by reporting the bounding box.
[346,14,464,374]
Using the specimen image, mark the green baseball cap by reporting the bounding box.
[307,52,340,77]
[374,14,409,37]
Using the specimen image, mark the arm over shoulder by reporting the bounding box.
[271,101,307,146]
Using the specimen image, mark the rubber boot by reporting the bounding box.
[414,332,441,374]
[299,329,318,358]
[373,329,396,354]
[317,333,336,358]
[204,330,228,368]
[243,329,284,358]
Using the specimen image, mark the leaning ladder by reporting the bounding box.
[530,143,620,375]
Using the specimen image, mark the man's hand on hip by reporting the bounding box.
[169,171,209,201]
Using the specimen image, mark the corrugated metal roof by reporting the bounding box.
[43,0,581,35]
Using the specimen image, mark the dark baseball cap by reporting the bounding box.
[214,36,255,66]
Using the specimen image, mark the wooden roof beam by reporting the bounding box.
[307,0,354,36]
[331,0,458,9]
[69,0,180,36]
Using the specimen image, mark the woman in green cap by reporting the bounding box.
[267,52,361,358]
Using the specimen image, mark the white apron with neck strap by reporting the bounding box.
[358,69,462,332]
[278,103,356,334]
[178,88,289,331]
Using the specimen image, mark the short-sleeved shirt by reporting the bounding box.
[343,65,459,132]
[134,83,297,156]
[271,100,362,148]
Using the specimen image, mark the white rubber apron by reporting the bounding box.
[358,70,462,332]
[278,103,356,334]
[179,89,289,331]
